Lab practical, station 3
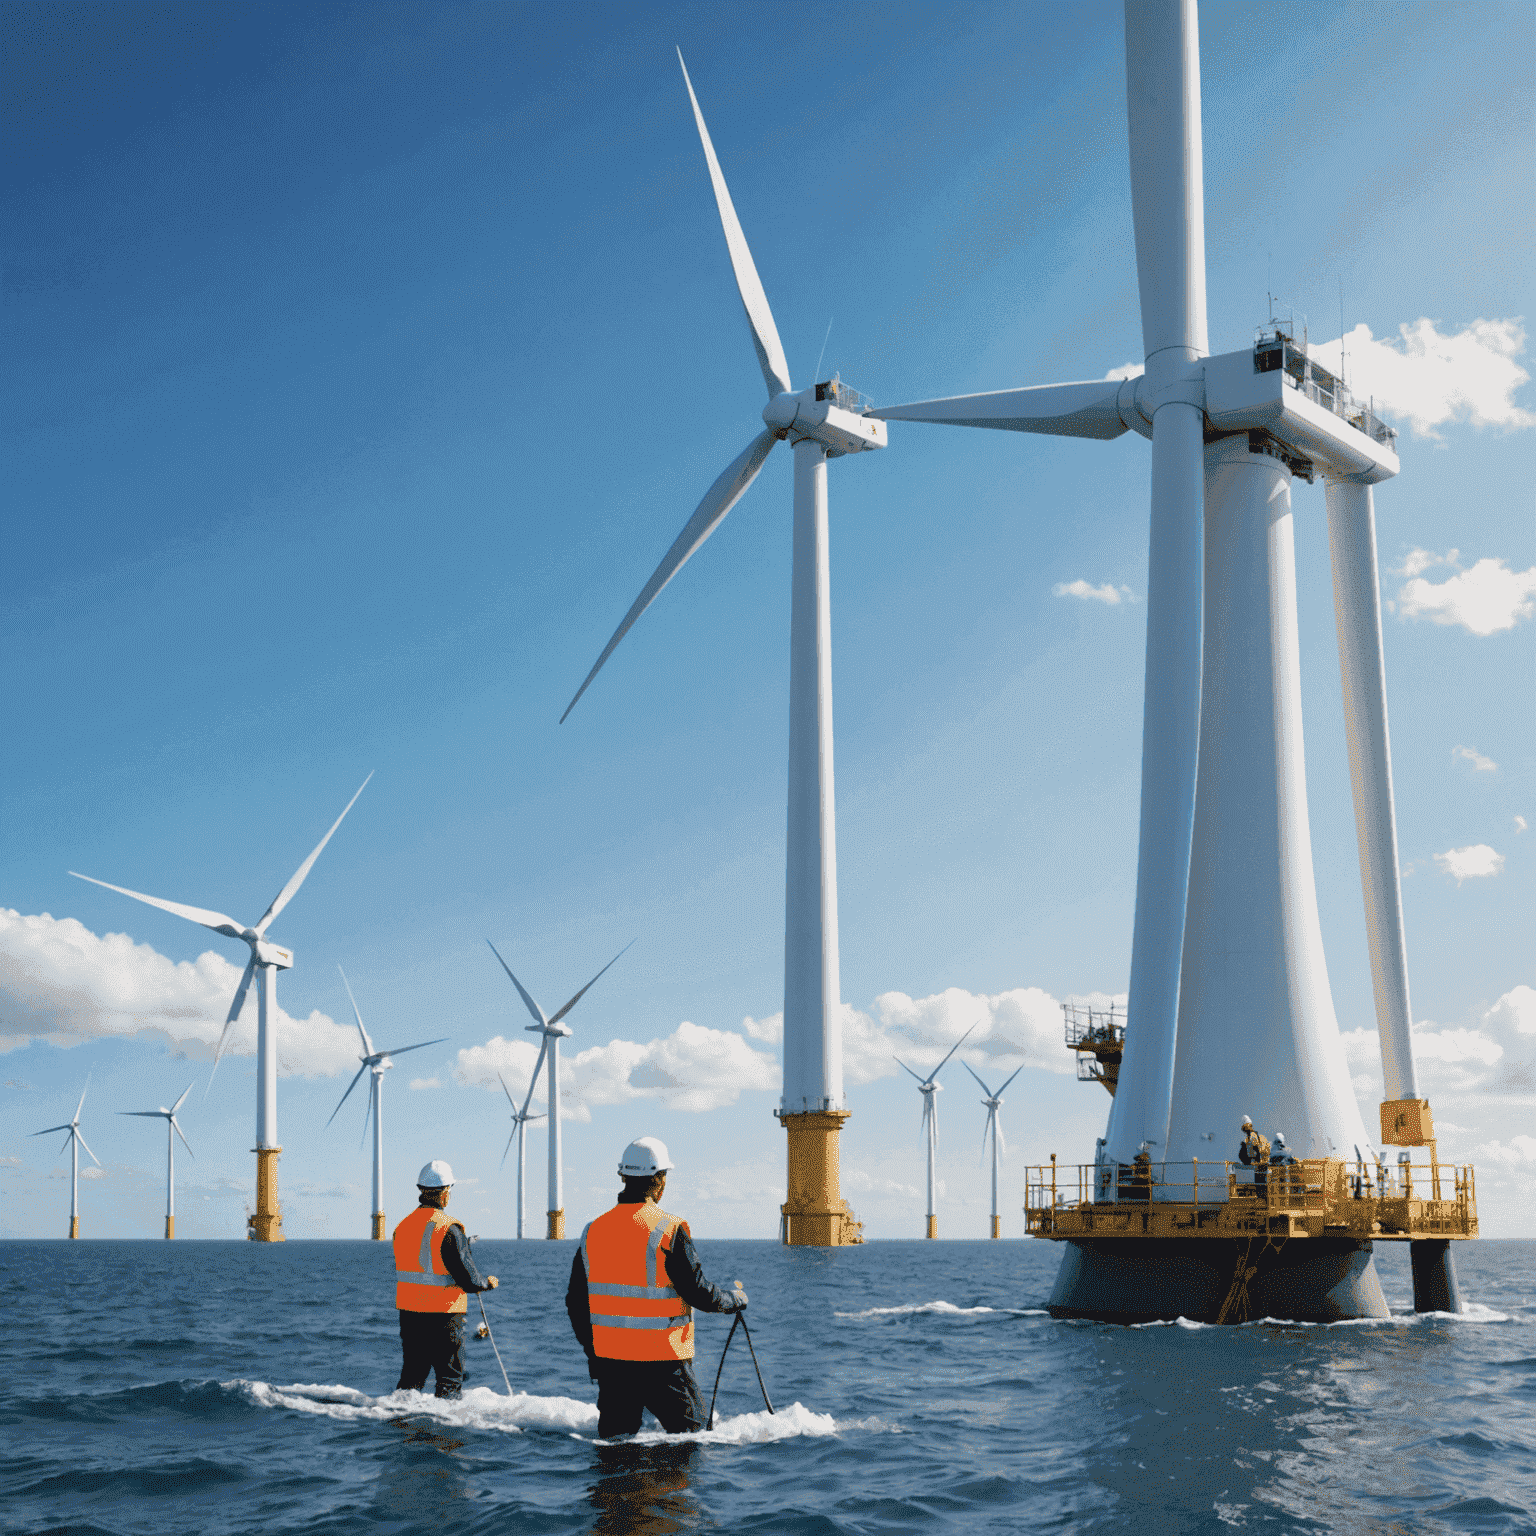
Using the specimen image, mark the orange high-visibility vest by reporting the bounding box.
[393,1205,467,1314]
[582,1202,694,1361]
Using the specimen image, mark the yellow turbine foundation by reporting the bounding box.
[69,1216,79,1240]
[990,1215,1000,1240]
[371,1212,386,1241]
[547,1209,565,1240]
[926,1214,937,1240]
[249,1147,285,1242]
[165,1215,175,1240]
[778,1110,862,1246]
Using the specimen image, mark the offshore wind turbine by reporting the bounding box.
[486,939,632,1239]
[874,0,1432,1318]
[497,1069,546,1240]
[119,1082,194,1239]
[560,51,884,1248]
[895,1026,975,1239]
[31,1078,100,1239]
[328,965,446,1240]
[963,1061,1025,1240]
[71,773,372,1241]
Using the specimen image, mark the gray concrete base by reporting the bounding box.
[1410,1239,1464,1313]
[1047,1236,1389,1323]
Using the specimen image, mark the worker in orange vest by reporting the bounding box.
[566,1136,748,1437]
[393,1160,499,1398]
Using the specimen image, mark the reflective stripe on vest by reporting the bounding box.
[391,1205,467,1314]
[582,1202,694,1362]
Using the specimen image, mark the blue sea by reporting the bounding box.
[4,1238,1533,1535]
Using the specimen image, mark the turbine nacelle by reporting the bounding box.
[763,383,887,458]
[527,1020,573,1039]
[254,939,293,969]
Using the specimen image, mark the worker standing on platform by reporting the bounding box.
[566,1137,748,1438]
[393,1160,498,1399]
[1237,1116,1270,1197]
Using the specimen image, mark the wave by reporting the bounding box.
[833,1300,1049,1319]
[1125,1303,1511,1331]
[235,1380,845,1445]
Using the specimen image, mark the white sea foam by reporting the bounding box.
[1126,1303,1511,1332]
[833,1300,1049,1319]
[233,1380,843,1445]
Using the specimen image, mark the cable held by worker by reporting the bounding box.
[393,1159,498,1399]
[565,1136,748,1438]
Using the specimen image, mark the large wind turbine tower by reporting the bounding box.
[876,0,1465,1317]
[31,1079,100,1239]
[562,54,883,1246]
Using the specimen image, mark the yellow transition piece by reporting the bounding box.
[778,1109,863,1246]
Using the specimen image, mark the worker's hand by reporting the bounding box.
[486,1276,499,1290]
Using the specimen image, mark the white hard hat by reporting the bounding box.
[1241,1115,1254,1126]
[618,1137,674,1178]
[1274,1133,1287,1147]
[417,1159,455,1188]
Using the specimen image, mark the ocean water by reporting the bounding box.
[4,1237,1533,1535]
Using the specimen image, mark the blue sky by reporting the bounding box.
[4,0,1532,1242]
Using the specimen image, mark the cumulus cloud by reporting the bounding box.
[80,1165,107,1180]
[454,1022,778,1119]
[1318,317,1536,438]
[1396,548,1458,579]
[1053,579,1135,605]
[1396,555,1536,636]
[1485,985,1536,1037]
[1453,745,1497,773]
[408,1077,440,1091]
[1105,361,1144,381]
[846,1168,925,1200]
[1471,1134,1536,1167]
[0,910,359,1076]
[1434,844,1505,884]
[1517,816,1529,834]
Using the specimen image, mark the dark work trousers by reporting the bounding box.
[397,1311,467,1397]
[594,1360,706,1438]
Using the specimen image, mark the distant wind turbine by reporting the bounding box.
[962,1061,1026,1239]
[119,1082,195,1239]
[559,53,886,1248]
[328,965,446,1240]
[71,772,372,1241]
[32,1077,100,1239]
[895,1025,976,1239]
[497,1069,546,1240]
[486,938,633,1238]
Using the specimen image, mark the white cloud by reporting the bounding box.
[80,1165,107,1180]
[1517,816,1529,834]
[1452,745,1497,773]
[846,1168,924,1200]
[0,909,358,1076]
[0,1156,21,1168]
[1053,579,1135,605]
[1318,317,1536,438]
[454,1021,778,1119]
[1395,547,1459,578]
[1397,557,1536,636]
[1471,1134,1536,1167]
[408,1077,440,1091]
[1434,844,1505,884]
[1411,1027,1504,1070]
[1105,361,1143,381]
[1485,985,1536,1037]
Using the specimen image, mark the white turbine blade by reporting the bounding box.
[359,1084,374,1152]
[500,1125,518,1170]
[74,1075,91,1124]
[925,1023,978,1085]
[980,1107,994,1160]
[496,1070,518,1111]
[1124,0,1208,363]
[376,1038,447,1059]
[172,1118,195,1158]
[548,940,636,1025]
[31,1122,73,1136]
[871,379,1129,439]
[960,1059,995,1097]
[894,1057,926,1083]
[75,1130,102,1167]
[486,941,547,1027]
[525,1111,547,1124]
[995,1116,1006,1159]
[327,1064,369,1127]
[559,429,779,723]
[676,50,791,400]
[996,1063,1027,1096]
[118,1110,166,1118]
[254,772,373,935]
[206,955,256,1095]
[337,964,375,1057]
[170,1081,195,1115]
[519,1035,551,1119]
[69,873,245,938]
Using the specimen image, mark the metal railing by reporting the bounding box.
[1254,333,1399,453]
[1062,1001,1125,1048]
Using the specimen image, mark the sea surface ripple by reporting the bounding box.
[4,1238,1534,1534]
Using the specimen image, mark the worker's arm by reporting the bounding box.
[664,1224,747,1312]
[439,1224,497,1292]
[565,1247,597,1371]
